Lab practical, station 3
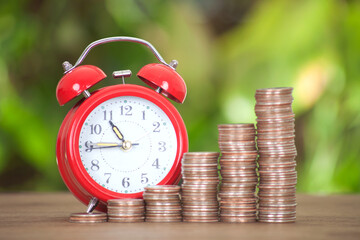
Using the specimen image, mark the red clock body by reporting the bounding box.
[56,84,188,212]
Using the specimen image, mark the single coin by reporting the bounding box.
[144,185,181,193]
[183,152,220,157]
[108,213,145,218]
[220,216,256,223]
[182,163,219,168]
[182,215,219,220]
[183,218,219,223]
[145,217,182,223]
[143,194,180,200]
[182,206,219,211]
[258,217,296,223]
[108,217,145,223]
[181,200,219,206]
[107,198,144,206]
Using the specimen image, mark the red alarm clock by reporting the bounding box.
[56,37,188,212]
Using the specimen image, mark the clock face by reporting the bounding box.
[78,96,178,194]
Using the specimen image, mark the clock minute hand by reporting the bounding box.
[109,120,125,142]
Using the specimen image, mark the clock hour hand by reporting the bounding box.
[109,120,125,142]
[90,142,122,149]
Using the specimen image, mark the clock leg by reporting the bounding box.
[86,197,99,213]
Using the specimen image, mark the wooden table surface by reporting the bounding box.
[0,193,359,240]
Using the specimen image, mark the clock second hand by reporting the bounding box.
[132,131,152,144]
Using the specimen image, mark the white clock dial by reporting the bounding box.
[78,96,177,194]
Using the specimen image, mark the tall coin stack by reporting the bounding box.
[255,87,297,223]
[181,152,220,223]
[218,124,258,223]
[143,185,182,222]
[107,199,145,223]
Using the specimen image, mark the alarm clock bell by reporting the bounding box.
[137,61,187,104]
[56,65,107,106]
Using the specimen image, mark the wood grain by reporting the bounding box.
[0,193,359,240]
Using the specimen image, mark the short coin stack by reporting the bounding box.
[255,87,297,223]
[181,152,220,222]
[107,199,145,223]
[218,124,258,223]
[69,212,107,223]
[143,185,182,222]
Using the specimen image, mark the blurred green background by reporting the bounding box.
[0,0,359,193]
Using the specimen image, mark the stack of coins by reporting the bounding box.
[107,199,145,223]
[255,87,297,223]
[181,152,220,223]
[218,124,258,223]
[143,185,182,222]
[69,212,107,223]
